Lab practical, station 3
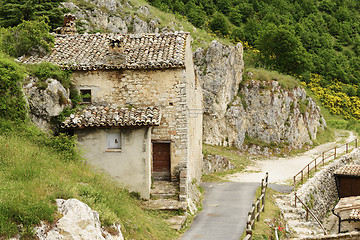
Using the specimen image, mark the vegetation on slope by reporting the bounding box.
[0,122,178,239]
[0,19,177,239]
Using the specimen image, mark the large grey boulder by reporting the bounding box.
[35,199,124,240]
[23,77,71,132]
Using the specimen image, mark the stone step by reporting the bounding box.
[281,206,298,213]
[151,181,179,200]
[166,215,187,230]
[292,226,314,236]
[151,192,178,200]
[142,199,187,211]
[283,212,301,220]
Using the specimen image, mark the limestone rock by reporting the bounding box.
[133,16,149,35]
[23,77,71,132]
[224,81,326,149]
[195,40,325,149]
[194,40,244,116]
[35,199,124,240]
[194,41,244,146]
[202,154,235,175]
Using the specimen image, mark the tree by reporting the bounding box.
[209,12,229,36]
[185,0,207,28]
[0,0,66,29]
[256,24,309,74]
[0,18,54,57]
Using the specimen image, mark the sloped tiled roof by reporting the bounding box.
[61,105,161,129]
[334,165,360,176]
[20,32,188,70]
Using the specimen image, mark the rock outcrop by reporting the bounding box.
[195,40,325,149]
[202,154,235,175]
[23,77,71,132]
[62,1,162,34]
[35,199,124,240]
[225,80,326,149]
[194,41,244,146]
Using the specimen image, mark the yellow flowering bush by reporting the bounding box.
[305,74,360,119]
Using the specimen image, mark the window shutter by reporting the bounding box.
[107,132,121,149]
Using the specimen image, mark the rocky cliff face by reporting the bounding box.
[194,42,326,151]
[226,80,326,149]
[193,41,244,147]
[63,0,166,34]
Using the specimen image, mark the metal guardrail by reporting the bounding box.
[243,172,268,240]
[294,192,327,235]
[291,138,358,236]
[293,139,357,186]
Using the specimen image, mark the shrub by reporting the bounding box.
[0,18,54,57]
[0,54,27,121]
[32,62,71,89]
[209,12,229,36]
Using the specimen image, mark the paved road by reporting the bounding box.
[181,182,259,240]
[180,182,293,240]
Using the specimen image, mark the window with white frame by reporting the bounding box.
[106,131,121,150]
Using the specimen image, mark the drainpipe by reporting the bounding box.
[332,207,341,233]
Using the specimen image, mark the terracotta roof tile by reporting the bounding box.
[20,32,188,70]
[61,105,161,129]
[334,165,360,176]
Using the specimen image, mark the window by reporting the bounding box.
[80,89,91,103]
[106,132,121,150]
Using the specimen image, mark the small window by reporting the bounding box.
[107,132,121,150]
[80,89,91,103]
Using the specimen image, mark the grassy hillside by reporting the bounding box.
[0,121,179,239]
[0,41,178,238]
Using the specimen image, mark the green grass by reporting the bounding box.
[239,188,292,240]
[201,144,253,182]
[243,67,300,90]
[0,121,178,239]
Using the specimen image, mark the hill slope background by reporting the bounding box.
[1,0,360,238]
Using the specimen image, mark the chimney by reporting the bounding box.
[58,13,77,35]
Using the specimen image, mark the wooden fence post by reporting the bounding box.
[307,165,309,179]
[262,193,265,212]
[252,204,255,229]
[346,143,348,153]
[256,199,260,221]
[334,147,336,159]
[246,227,252,240]
[322,152,324,166]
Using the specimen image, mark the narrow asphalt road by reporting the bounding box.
[180,182,259,240]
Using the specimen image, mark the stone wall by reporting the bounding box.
[302,232,360,240]
[202,154,235,175]
[185,36,203,183]
[296,149,360,221]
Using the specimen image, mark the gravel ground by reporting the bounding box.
[225,131,356,185]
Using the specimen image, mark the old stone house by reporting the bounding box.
[21,31,203,201]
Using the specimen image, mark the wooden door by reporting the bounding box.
[152,143,170,180]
